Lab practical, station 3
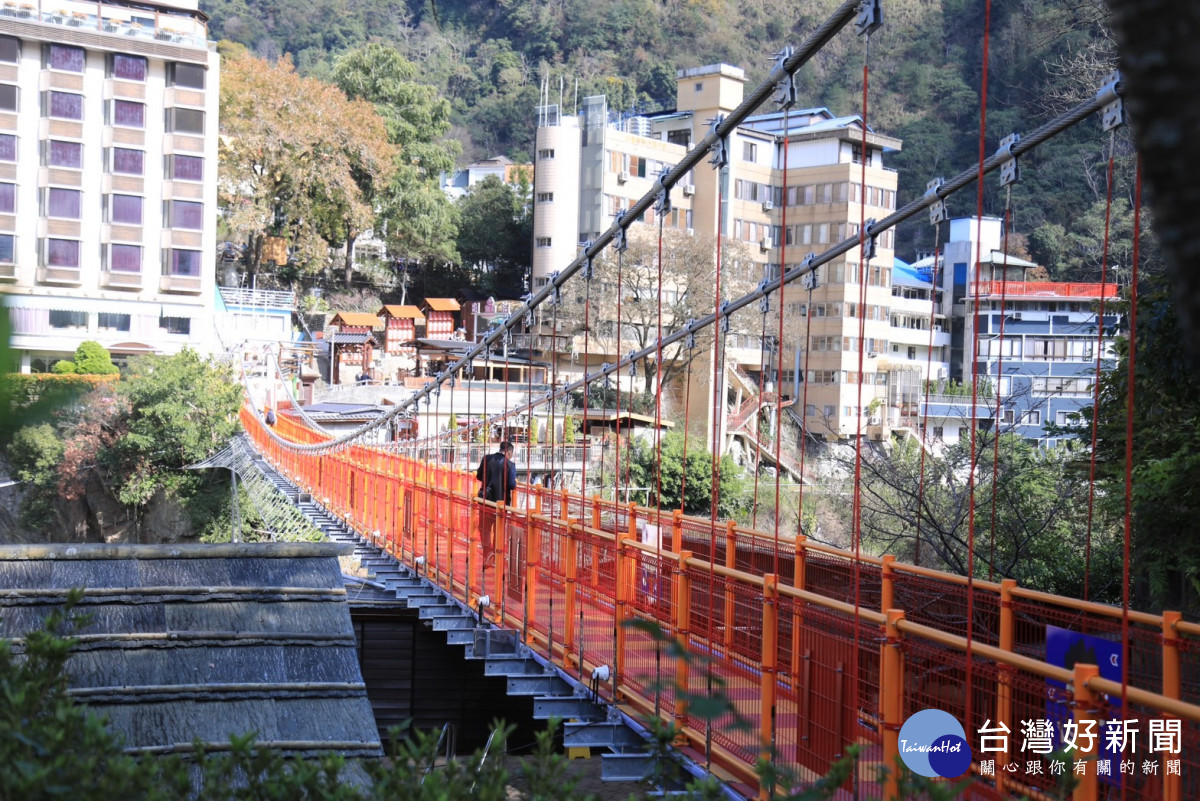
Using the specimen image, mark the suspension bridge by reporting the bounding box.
[237,2,1200,799]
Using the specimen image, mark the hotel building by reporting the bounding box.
[0,0,219,370]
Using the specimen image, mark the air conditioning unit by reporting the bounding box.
[617,171,630,184]
[1011,312,1022,321]
[759,238,771,252]
[868,351,878,358]
[682,184,696,196]
[761,200,774,212]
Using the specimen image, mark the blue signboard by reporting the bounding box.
[1045,625,1123,784]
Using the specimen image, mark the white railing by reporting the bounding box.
[0,1,210,49]
[220,287,296,310]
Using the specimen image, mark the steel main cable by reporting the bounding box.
[249,78,1121,459]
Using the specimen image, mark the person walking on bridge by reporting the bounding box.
[475,441,517,567]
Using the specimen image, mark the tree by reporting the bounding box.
[49,341,120,376]
[580,229,754,403]
[218,46,396,284]
[332,44,461,275]
[103,350,244,510]
[847,433,1121,600]
[528,414,539,445]
[562,414,576,445]
[1085,280,1200,615]
[455,174,532,297]
[627,431,752,520]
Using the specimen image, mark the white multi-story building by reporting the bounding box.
[0,0,219,370]
[531,63,902,442]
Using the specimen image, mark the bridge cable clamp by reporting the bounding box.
[613,211,629,253]
[758,279,772,314]
[685,319,698,351]
[925,177,948,226]
[581,240,595,281]
[800,253,820,291]
[772,47,798,110]
[997,133,1022,187]
[708,115,729,169]
[862,218,878,261]
[550,271,562,306]
[654,173,672,216]
[720,301,732,334]
[855,0,883,37]
[1099,70,1125,132]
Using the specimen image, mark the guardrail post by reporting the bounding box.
[524,493,541,645]
[1163,610,1182,801]
[760,573,779,798]
[615,530,632,700]
[1072,663,1101,801]
[674,550,693,744]
[997,578,1017,793]
[672,509,683,553]
[880,555,895,614]
[564,518,580,673]
[492,502,508,624]
[792,535,807,678]
[881,610,905,801]
[724,521,737,649]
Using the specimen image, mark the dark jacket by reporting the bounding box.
[476,451,517,505]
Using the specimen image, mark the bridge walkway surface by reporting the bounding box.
[243,407,1200,801]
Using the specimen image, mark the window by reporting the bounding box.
[45,188,81,219]
[742,141,757,162]
[1056,410,1083,427]
[0,233,12,263]
[46,140,82,168]
[112,100,145,128]
[0,183,13,213]
[1001,408,1016,425]
[168,200,202,229]
[112,147,144,175]
[933,426,945,439]
[46,238,80,267]
[109,194,142,225]
[169,63,206,90]
[111,54,147,82]
[535,237,551,248]
[166,107,205,134]
[536,192,553,203]
[47,44,85,73]
[537,148,555,160]
[1020,410,1042,426]
[159,315,191,335]
[694,82,703,92]
[49,309,87,328]
[46,91,83,120]
[169,154,203,181]
[108,244,141,273]
[98,312,131,331]
[0,36,19,64]
[667,129,690,148]
[0,84,15,112]
[167,249,201,276]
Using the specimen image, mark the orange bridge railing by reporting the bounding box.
[244,407,1200,801]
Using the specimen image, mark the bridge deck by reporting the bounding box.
[244,408,1200,800]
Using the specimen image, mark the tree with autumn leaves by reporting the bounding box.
[218,44,459,287]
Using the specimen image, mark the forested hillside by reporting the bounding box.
[201,0,1122,264]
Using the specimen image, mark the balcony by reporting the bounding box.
[219,287,296,311]
[37,264,80,285]
[100,269,140,290]
[970,281,1119,300]
[0,1,210,51]
[159,273,201,294]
